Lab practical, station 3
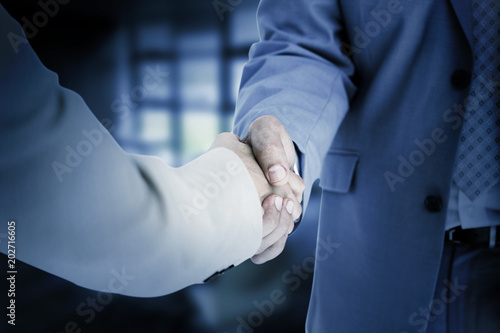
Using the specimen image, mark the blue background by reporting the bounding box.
[1,1,322,332]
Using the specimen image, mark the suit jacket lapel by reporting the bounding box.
[449,0,473,47]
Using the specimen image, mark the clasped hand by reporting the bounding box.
[210,116,304,264]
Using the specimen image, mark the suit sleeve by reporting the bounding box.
[0,4,262,297]
[233,0,357,210]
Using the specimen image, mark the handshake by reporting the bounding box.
[209,116,305,265]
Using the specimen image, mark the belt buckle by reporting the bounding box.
[447,228,457,243]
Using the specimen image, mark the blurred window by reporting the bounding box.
[115,4,259,166]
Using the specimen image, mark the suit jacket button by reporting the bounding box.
[450,70,471,90]
[424,196,443,213]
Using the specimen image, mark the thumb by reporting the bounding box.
[245,118,291,186]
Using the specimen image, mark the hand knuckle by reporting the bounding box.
[217,132,238,141]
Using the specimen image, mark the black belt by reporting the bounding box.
[445,226,499,248]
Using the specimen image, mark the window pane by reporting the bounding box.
[224,113,235,133]
[137,61,172,100]
[229,6,259,47]
[114,111,137,140]
[180,58,219,107]
[136,23,173,51]
[230,58,247,104]
[139,108,172,142]
[181,110,219,162]
[178,31,220,54]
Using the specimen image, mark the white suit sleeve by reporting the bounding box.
[0,4,262,297]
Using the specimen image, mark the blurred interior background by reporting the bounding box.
[1,0,322,332]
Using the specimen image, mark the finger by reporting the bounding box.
[270,183,302,221]
[279,185,302,221]
[285,196,301,224]
[261,195,282,237]
[288,172,305,204]
[255,198,294,255]
[288,218,294,234]
[246,116,294,186]
[288,174,304,220]
[251,234,288,264]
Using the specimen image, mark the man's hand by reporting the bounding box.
[243,116,296,184]
[252,194,295,264]
[209,132,303,220]
[209,132,304,264]
[242,115,303,219]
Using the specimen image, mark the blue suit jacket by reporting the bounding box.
[234,0,473,331]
